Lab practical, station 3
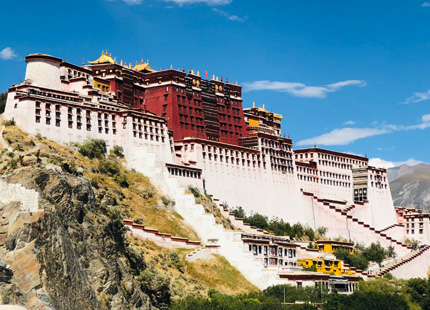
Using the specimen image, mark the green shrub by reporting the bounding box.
[98,159,120,176]
[114,173,129,188]
[78,139,107,159]
[3,118,15,126]
[112,145,124,158]
[133,215,144,225]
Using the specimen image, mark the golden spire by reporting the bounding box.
[216,76,219,81]
[114,57,117,64]
[82,60,85,66]
[191,69,194,74]
[141,59,144,64]
[263,104,265,110]
[212,74,215,80]
[135,61,138,66]
[147,59,149,64]
[197,70,200,76]
[120,59,123,66]
[253,101,255,108]
[170,64,173,69]
[129,63,132,69]
[101,50,104,55]
[106,49,108,55]
[236,81,238,85]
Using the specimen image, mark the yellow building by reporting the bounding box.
[316,240,354,255]
[297,257,355,276]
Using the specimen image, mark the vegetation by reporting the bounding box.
[0,91,6,114]
[171,277,430,310]
[334,242,396,271]
[230,206,318,241]
[77,139,107,159]
[170,284,326,310]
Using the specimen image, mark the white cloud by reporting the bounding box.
[296,127,389,146]
[242,80,366,98]
[297,113,430,146]
[368,158,424,169]
[422,2,430,7]
[0,47,17,60]
[163,0,232,5]
[343,120,355,125]
[212,8,247,21]
[402,89,430,104]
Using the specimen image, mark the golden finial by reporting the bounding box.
[191,69,194,75]
[253,101,255,108]
[109,53,111,57]
[135,61,138,66]
[212,74,215,80]
[101,50,104,55]
[120,59,123,66]
[263,104,265,110]
[129,63,132,69]
[170,64,173,69]
[114,57,117,64]
[216,76,219,81]
[182,66,185,72]
[146,59,149,63]
[141,59,144,64]
[236,81,238,85]
[106,50,108,55]
[82,60,85,66]
[197,70,200,76]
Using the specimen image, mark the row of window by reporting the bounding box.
[167,167,201,179]
[203,152,264,168]
[406,229,424,234]
[249,244,297,258]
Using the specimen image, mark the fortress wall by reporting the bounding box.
[368,186,398,230]
[349,203,373,226]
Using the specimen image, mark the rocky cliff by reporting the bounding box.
[1,167,155,309]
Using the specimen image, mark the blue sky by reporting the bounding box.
[1,0,429,167]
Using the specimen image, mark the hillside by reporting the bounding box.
[388,164,430,211]
[0,122,256,309]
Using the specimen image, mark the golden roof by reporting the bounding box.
[89,51,116,65]
[133,59,156,73]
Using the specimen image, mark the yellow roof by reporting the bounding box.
[133,59,156,72]
[89,51,116,65]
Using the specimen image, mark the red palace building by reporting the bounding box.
[89,52,248,145]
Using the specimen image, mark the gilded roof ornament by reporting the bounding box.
[89,51,116,65]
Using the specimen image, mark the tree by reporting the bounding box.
[317,227,328,237]
[0,92,7,114]
[231,206,246,219]
[363,242,386,263]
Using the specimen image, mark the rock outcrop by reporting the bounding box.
[0,168,157,310]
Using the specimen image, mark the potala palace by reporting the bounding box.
[3,52,430,292]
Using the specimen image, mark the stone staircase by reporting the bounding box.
[127,148,285,289]
[376,245,430,277]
